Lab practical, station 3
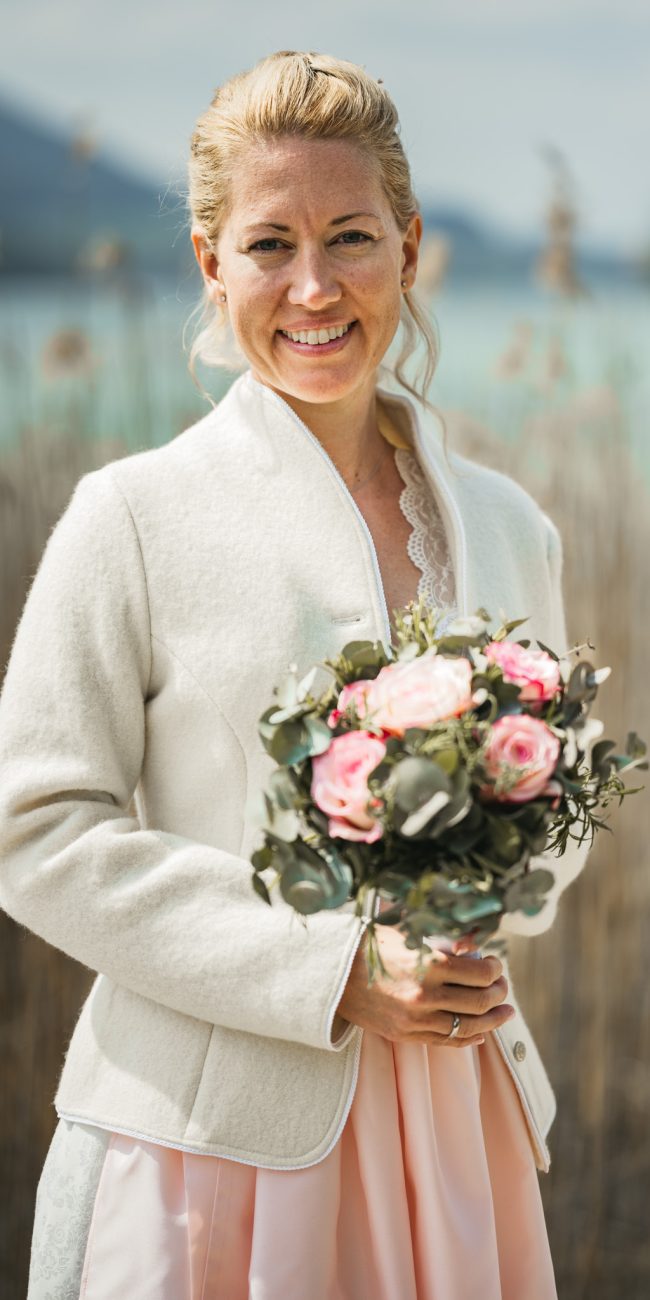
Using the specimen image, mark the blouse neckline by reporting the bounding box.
[376,400,458,624]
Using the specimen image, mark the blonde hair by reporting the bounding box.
[185,49,451,463]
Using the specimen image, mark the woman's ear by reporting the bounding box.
[401,211,423,289]
[191,229,225,305]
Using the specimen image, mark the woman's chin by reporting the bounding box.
[268,356,373,406]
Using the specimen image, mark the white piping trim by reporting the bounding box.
[55,1029,365,1172]
[492,1028,551,1171]
[325,914,372,1050]
[244,372,392,645]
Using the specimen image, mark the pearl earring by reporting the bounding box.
[220,292,227,302]
[401,279,407,289]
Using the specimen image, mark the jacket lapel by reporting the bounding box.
[237,370,544,646]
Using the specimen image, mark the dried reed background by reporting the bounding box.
[0,299,648,1299]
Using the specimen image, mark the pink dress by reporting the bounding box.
[27,447,557,1300]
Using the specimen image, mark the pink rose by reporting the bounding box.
[479,713,561,802]
[484,640,561,702]
[327,679,373,729]
[364,650,476,738]
[311,731,386,842]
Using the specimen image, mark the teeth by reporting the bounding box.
[280,322,353,344]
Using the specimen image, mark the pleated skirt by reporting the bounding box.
[27,1029,557,1300]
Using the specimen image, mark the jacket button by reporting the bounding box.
[513,1040,527,1062]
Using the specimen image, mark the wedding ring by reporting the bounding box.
[447,1013,461,1039]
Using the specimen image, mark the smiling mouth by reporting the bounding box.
[278,321,356,345]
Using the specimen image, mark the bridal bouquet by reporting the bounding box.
[251,598,646,975]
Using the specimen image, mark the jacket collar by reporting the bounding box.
[238,369,469,626]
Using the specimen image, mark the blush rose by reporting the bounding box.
[311,731,386,842]
[479,713,561,802]
[484,640,561,702]
[362,650,476,738]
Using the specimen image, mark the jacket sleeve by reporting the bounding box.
[498,509,602,938]
[0,468,365,1051]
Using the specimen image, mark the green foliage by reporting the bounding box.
[251,594,646,964]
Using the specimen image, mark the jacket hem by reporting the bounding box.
[54,1029,365,1171]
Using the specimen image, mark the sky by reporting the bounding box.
[2,0,649,255]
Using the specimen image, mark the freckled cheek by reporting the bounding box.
[230,292,278,349]
[358,286,402,347]
[354,266,402,320]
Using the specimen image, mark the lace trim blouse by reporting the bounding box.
[393,444,459,635]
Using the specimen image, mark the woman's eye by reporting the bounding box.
[248,231,373,254]
[336,231,372,245]
[249,238,285,253]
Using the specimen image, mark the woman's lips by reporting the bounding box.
[277,320,358,355]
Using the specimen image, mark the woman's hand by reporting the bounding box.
[334,924,515,1048]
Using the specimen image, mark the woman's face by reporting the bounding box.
[192,136,421,409]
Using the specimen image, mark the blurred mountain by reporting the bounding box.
[0,95,187,276]
[0,95,643,288]
[416,204,642,291]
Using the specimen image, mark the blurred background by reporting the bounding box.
[1,2,649,1296]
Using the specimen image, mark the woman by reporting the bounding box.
[0,50,595,1300]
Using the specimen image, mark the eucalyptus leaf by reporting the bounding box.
[269,768,300,810]
[375,902,406,926]
[400,908,449,940]
[487,816,524,863]
[392,755,451,814]
[268,718,315,766]
[277,674,300,711]
[278,854,354,914]
[304,715,335,756]
[401,790,451,837]
[450,894,502,923]
[341,640,388,671]
[251,845,274,873]
[435,633,485,652]
[505,867,555,914]
[566,661,599,705]
[267,700,309,725]
[494,682,527,709]
[590,739,617,776]
[267,805,300,841]
[439,804,485,852]
[375,870,417,897]
[626,731,648,760]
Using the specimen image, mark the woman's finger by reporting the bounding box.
[420,950,504,988]
[416,998,517,1040]
[417,975,509,1017]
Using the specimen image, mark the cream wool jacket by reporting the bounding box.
[0,368,597,1174]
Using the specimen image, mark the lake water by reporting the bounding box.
[1,273,649,477]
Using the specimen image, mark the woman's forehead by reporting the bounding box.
[226,138,386,221]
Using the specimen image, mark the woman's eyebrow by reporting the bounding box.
[243,211,381,234]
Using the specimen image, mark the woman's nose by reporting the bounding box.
[287,251,342,308]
